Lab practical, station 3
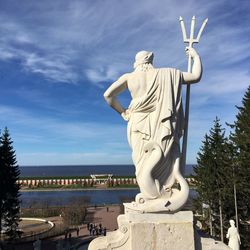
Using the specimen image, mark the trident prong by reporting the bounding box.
[179,16,208,47]
[190,16,196,41]
[178,16,208,175]
[196,18,208,42]
[179,16,188,42]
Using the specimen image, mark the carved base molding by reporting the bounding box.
[88,210,229,250]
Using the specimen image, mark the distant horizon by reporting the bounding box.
[19,163,196,167]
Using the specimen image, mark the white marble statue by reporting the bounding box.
[226,220,241,250]
[104,48,202,213]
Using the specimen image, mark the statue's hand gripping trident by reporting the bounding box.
[179,16,208,174]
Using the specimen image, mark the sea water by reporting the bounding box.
[20,189,197,208]
[19,164,196,207]
[20,164,195,177]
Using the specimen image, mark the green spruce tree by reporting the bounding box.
[0,127,21,239]
[193,134,215,236]
[229,86,250,249]
[193,117,232,241]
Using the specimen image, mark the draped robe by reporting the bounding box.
[127,68,184,189]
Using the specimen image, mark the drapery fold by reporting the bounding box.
[127,68,184,188]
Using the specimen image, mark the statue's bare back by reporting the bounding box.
[126,70,157,99]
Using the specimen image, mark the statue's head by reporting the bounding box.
[229,220,235,227]
[134,50,154,70]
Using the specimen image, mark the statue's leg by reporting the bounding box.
[135,141,163,202]
[126,116,162,209]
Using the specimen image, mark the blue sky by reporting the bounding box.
[0,0,249,166]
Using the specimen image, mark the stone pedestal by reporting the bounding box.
[88,210,229,250]
[128,211,195,250]
[89,211,193,250]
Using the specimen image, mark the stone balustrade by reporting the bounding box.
[17,177,138,188]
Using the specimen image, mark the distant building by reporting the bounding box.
[90,174,113,184]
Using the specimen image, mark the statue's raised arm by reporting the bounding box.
[182,47,202,84]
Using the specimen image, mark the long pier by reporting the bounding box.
[17,176,194,188]
[17,176,138,188]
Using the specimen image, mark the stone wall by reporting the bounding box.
[17,177,138,188]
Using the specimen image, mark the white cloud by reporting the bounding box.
[0,0,249,88]
[0,0,212,85]
[0,104,128,155]
[189,69,250,109]
[24,53,79,83]
[0,48,15,60]
[85,66,121,85]
[0,105,126,141]
[0,104,132,165]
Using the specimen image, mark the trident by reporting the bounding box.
[179,16,208,174]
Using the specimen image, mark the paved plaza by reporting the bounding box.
[4,205,120,250]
